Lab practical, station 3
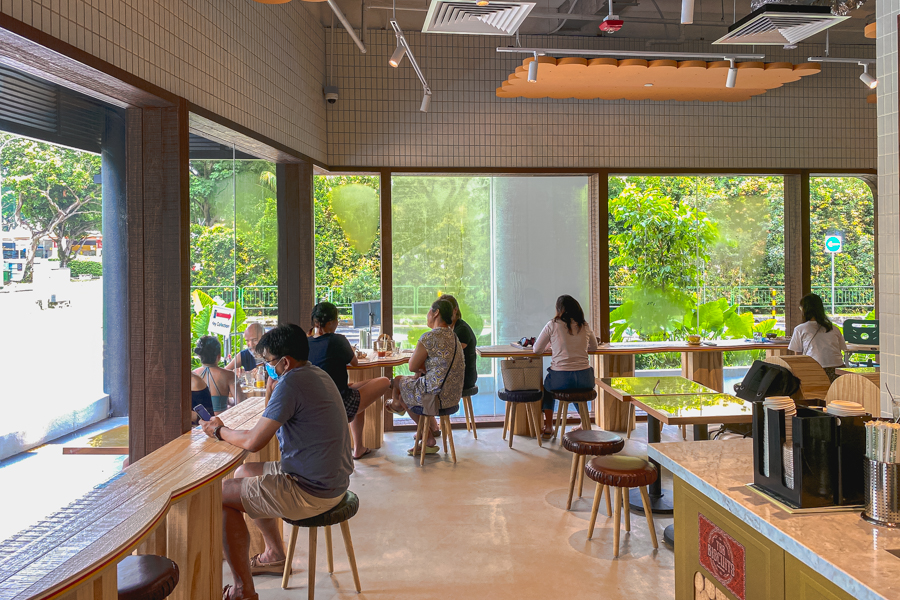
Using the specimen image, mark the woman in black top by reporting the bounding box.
[308,302,391,459]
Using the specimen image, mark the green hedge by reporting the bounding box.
[69,260,103,278]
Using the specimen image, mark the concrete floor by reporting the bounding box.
[243,421,687,600]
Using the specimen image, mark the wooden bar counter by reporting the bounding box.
[0,398,269,600]
[650,439,900,600]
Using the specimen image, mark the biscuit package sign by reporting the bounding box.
[698,514,746,600]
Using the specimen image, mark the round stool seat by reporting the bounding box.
[498,389,543,403]
[562,430,624,456]
[585,455,658,488]
[117,555,179,600]
[462,386,479,397]
[409,404,460,417]
[551,388,597,403]
[284,491,359,528]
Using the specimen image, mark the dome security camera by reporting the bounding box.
[324,85,339,104]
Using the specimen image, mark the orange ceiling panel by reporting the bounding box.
[496,57,821,102]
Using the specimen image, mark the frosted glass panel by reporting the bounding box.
[492,177,591,344]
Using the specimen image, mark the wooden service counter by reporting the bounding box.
[477,341,787,434]
[650,439,900,600]
[0,398,269,600]
[348,354,409,449]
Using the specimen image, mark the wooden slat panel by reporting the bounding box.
[298,160,316,327]
[277,162,302,325]
[784,172,811,334]
[379,169,393,338]
[126,108,145,461]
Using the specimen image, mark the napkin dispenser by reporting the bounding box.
[751,404,871,509]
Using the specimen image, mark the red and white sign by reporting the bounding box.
[208,306,235,336]
[699,514,746,600]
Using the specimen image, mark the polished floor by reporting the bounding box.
[244,421,688,600]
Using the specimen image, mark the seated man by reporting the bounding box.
[201,323,353,600]
[226,322,265,374]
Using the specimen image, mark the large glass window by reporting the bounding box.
[608,176,785,387]
[391,175,590,419]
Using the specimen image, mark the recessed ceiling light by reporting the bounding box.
[644,83,653,87]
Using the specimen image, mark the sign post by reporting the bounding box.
[825,235,842,315]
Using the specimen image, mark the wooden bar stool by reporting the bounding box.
[551,388,597,440]
[117,555,179,600]
[411,404,460,465]
[584,455,659,558]
[281,491,362,600]
[561,430,624,510]
[498,389,544,449]
[461,386,479,438]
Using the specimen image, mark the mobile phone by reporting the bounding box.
[193,404,213,422]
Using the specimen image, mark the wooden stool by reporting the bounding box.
[498,389,544,449]
[461,386,479,439]
[282,491,362,600]
[561,430,624,510]
[584,455,659,558]
[410,404,460,465]
[551,388,597,440]
[117,555,179,600]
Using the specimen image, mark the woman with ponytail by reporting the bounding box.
[192,335,246,414]
[788,293,847,382]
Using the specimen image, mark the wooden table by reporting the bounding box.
[0,398,268,600]
[349,354,410,449]
[836,366,880,387]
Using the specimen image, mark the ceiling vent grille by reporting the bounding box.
[713,4,848,45]
[422,0,536,36]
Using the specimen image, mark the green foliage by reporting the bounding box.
[68,260,102,278]
[331,184,380,253]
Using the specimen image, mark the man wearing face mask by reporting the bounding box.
[200,323,353,600]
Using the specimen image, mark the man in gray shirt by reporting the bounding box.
[201,324,353,600]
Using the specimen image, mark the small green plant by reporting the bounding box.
[68,260,102,278]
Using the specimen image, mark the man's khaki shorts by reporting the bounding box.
[240,461,344,521]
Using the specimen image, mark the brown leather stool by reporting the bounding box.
[584,455,659,558]
[498,389,544,449]
[117,555,179,600]
[561,430,624,510]
[551,388,597,440]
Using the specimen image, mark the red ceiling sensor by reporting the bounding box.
[599,15,624,32]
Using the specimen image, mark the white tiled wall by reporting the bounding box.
[2,0,328,162]
[327,31,876,170]
[878,3,899,416]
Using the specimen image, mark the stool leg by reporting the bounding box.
[613,487,623,558]
[440,416,449,454]
[587,482,603,539]
[325,525,333,574]
[553,401,564,440]
[339,520,362,593]
[566,453,579,510]
[418,418,429,467]
[576,402,591,431]
[308,527,318,600]
[508,403,517,449]
[527,402,542,448]
[462,398,471,431]
[282,525,300,589]
[502,402,510,440]
[626,404,635,440]
[444,416,457,463]
[468,397,478,439]
[604,485,612,517]
[576,455,585,498]
[639,486,659,549]
[623,489,631,532]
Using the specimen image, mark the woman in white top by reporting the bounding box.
[788,293,847,382]
[532,295,598,438]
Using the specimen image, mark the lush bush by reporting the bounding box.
[69,260,102,278]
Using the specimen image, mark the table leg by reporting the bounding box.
[629,415,674,515]
[693,424,709,441]
[681,350,724,392]
[348,365,386,450]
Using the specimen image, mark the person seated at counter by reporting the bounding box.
[193,335,246,414]
[533,295,598,437]
[789,292,848,382]
[384,299,465,455]
[308,301,391,459]
[200,324,353,600]
[190,372,214,424]
[225,322,265,376]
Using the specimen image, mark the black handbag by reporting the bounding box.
[733,360,800,402]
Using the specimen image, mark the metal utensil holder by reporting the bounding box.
[863,459,900,528]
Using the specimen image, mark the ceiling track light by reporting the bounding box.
[527,52,539,83]
[808,57,877,90]
[389,42,407,68]
[390,20,434,113]
[726,59,737,88]
[680,0,694,25]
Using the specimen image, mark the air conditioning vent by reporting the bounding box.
[422,0,536,36]
[713,4,848,45]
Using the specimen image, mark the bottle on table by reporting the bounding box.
[255,366,266,388]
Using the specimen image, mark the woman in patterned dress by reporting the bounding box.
[385,299,465,455]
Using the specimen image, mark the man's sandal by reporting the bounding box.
[249,553,286,575]
[407,445,439,456]
[223,584,259,600]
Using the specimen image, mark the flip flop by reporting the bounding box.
[353,447,373,460]
[384,400,407,416]
[407,445,439,456]
[223,584,260,600]
[248,553,286,575]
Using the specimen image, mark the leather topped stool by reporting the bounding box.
[281,490,362,600]
[551,388,597,440]
[461,386,479,439]
[410,404,460,465]
[584,455,659,558]
[117,555,179,600]
[498,389,543,449]
[561,430,624,510]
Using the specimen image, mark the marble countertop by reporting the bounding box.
[649,439,900,600]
